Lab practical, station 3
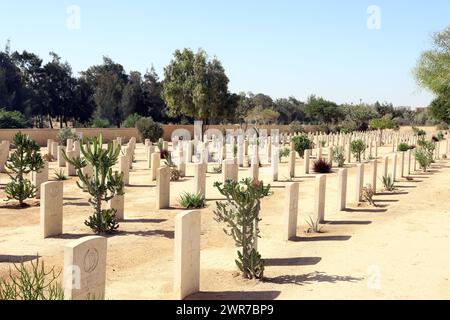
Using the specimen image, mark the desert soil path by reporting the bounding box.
[1,145,450,300]
[193,161,450,300]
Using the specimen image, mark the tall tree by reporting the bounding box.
[162,48,237,124]
[414,26,450,100]
[142,67,167,122]
[81,57,129,127]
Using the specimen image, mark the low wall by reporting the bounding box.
[0,125,295,146]
[1,125,434,146]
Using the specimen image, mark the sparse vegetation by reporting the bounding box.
[306,216,322,234]
[179,192,205,209]
[362,184,375,206]
[313,159,332,174]
[4,132,44,207]
[351,139,366,163]
[381,175,395,192]
[53,170,67,181]
[333,146,346,167]
[214,178,271,280]
[0,256,64,300]
[63,134,124,234]
[292,134,314,158]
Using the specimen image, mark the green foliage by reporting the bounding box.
[306,216,322,234]
[437,131,445,141]
[428,96,450,124]
[289,121,304,133]
[136,117,163,143]
[57,128,78,146]
[213,178,271,280]
[313,159,332,173]
[179,192,205,209]
[0,109,31,129]
[162,48,237,122]
[0,256,64,300]
[90,117,111,128]
[278,147,290,161]
[292,134,314,158]
[333,146,346,167]
[437,123,449,131]
[122,113,142,128]
[412,126,426,137]
[53,170,67,181]
[362,184,375,206]
[415,148,432,172]
[63,134,123,234]
[397,143,411,152]
[305,95,341,124]
[350,139,366,163]
[4,132,44,207]
[84,209,119,234]
[369,117,399,131]
[213,164,222,173]
[414,26,450,101]
[381,175,395,192]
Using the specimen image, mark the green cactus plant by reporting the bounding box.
[63,134,124,234]
[4,132,44,207]
[213,178,271,280]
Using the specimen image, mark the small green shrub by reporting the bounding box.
[362,184,375,206]
[397,143,411,152]
[313,159,332,173]
[53,170,67,181]
[292,134,314,158]
[179,192,205,209]
[214,178,271,280]
[380,175,395,191]
[437,131,445,141]
[306,216,322,234]
[57,128,78,146]
[122,113,142,128]
[289,121,304,134]
[136,117,163,143]
[415,149,432,172]
[351,139,366,163]
[0,109,31,129]
[213,165,222,173]
[0,256,64,300]
[5,132,44,207]
[90,117,111,128]
[333,146,346,167]
[278,147,290,161]
[412,126,426,137]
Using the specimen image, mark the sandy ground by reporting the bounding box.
[1,142,450,300]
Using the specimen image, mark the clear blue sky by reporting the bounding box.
[1,0,449,108]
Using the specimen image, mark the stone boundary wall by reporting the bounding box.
[0,125,437,146]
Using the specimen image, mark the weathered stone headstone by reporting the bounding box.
[32,161,49,199]
[156,166,170,209]
[288,151,296,178]
[194,163,206,199]
[371,159,378,193]
[150,152,160,181]
[222,159,238,183]
[284,182,299,241]
[174,210,201,300]
[58,146,66,167]
[65,151,77,176]
[64,236,107,300]
[314,175,326,223]
[304,149,311,174]
[40,181,63,238]
[108,195,124,221]
[355,163,364,202]
[119,155,130,186]
[337,168,347,211]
